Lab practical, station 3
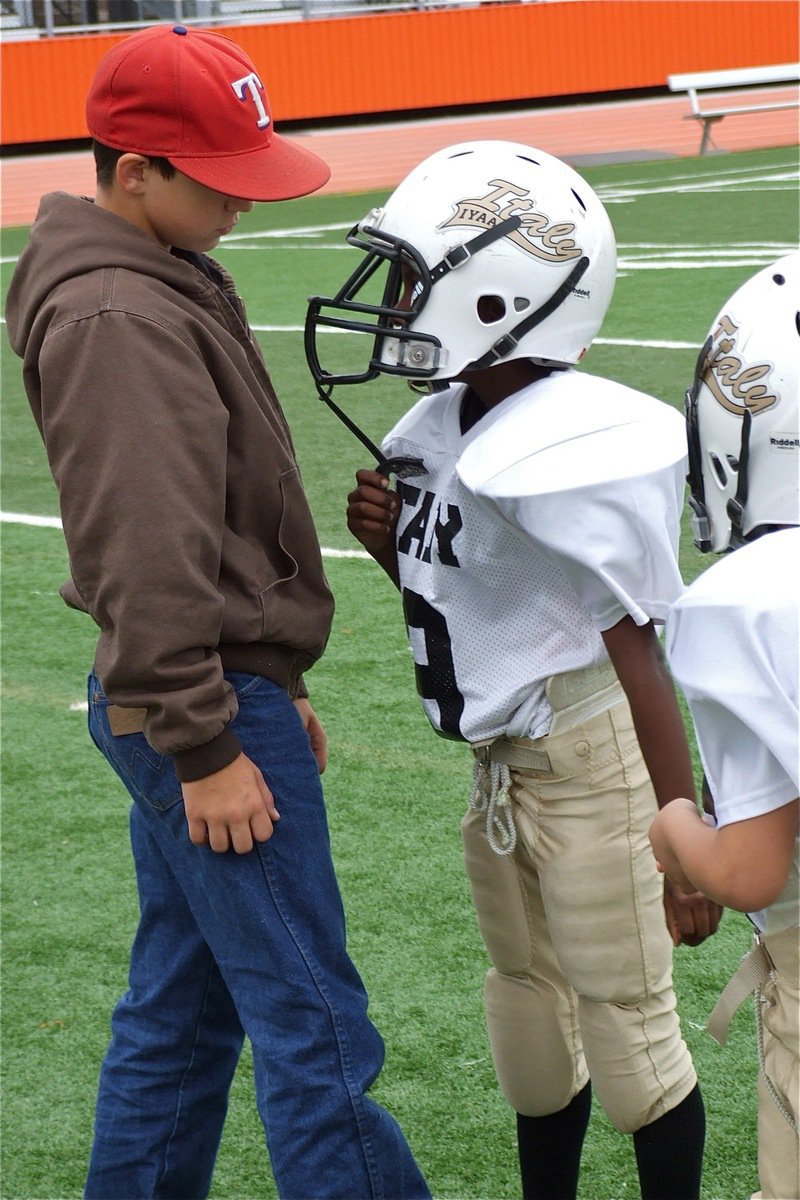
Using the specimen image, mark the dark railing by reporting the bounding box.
[0,0,543,38]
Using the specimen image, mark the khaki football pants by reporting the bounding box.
[757,924,799,1200]
[462,678,697,1133]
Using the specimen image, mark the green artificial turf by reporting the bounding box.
[1,144,797,1199]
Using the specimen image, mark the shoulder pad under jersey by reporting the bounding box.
[457,372,687,500]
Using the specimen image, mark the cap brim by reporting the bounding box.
[168,132,330,201]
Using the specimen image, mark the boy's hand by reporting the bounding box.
[662,881,723,947]
[651,798,723,945]
[347,468,399,556]
[346,468,402,586]
[182,753,280,854]
[649,796,699,885]
[294,697,328,774]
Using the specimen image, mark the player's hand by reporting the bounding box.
[649,797,699,888]
[182,752,279,854]
[347,469,399,556]
[294,697,328,774]
[662,878,723,947]
[650,799,723,945]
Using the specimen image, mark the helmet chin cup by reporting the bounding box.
[377,455,427,480]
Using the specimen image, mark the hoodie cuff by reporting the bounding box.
[172,726,243,783]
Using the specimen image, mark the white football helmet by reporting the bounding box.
[305,140,617,391]
[685,252,799,553]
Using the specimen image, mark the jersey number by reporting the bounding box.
[402,588,465,740]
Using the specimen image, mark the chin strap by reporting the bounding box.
[428,215,523,281]
[726,407,753,546]
[315,385,425,479]
[470,256,591,371]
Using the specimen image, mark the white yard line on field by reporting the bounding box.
[243,326,702,348]
[0,509,373,558]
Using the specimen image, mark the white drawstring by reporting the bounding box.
[470,753,517,856]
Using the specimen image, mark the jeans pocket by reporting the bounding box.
[88,674,183,813]
[224,671,270,701]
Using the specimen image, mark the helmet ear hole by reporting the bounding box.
[477,294,506,325]
[514,297,530,313]
[710,452,729,487]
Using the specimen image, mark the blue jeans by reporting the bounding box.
[85,671,430,1200]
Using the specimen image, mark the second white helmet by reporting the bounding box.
[685,251,800,553]
[305,140,617,389]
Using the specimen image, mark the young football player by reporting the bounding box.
[305,140,721,1200]
[650,252,799,1200]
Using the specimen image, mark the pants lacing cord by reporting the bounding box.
[708,930,797,1133]
[470,752,517,856]
[468,662,619,859]
[755,983,798,1133]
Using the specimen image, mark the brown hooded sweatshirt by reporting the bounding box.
[5,192,334,781]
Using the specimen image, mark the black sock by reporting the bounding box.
[517,1081,592,1200]
[632,1084,705,1200]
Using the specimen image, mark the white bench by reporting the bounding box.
[667,63,800,155]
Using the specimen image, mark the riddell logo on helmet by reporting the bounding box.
[770,433,799,449]
[701,314,778,416]
[438,179,583,264]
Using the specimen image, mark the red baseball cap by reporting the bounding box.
[85,24,330,201]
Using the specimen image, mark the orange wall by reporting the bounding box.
[2,0,797,146]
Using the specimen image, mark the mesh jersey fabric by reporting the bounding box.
[382,371,687,744]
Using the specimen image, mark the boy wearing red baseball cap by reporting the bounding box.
[6,24,430,1200]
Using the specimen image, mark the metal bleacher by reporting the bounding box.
[0,0,541,37]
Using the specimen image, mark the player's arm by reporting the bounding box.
[602,616,695,807]
[650,797,799,912]
[346,468,401,586]
[602,615,723,945]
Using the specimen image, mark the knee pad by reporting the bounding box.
[578,995,697,1132]
[484,969,589,1116]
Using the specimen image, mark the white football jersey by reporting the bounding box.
[383,370,688,744]
[667,527,800,933]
